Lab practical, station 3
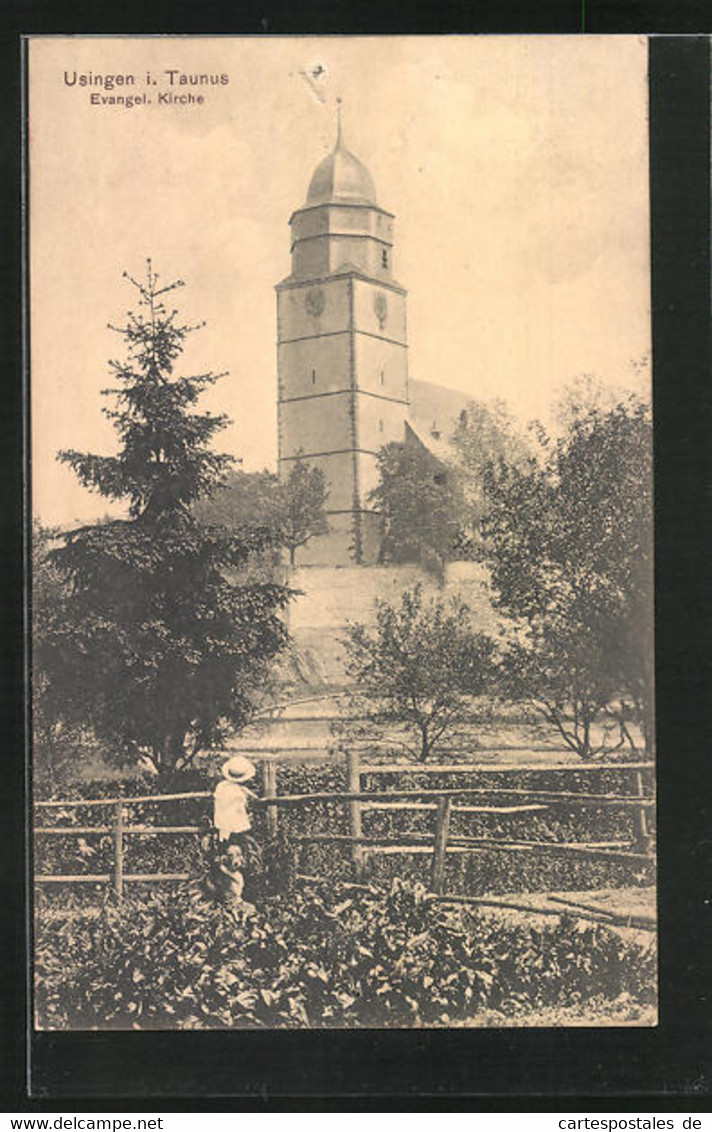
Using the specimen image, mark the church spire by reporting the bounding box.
[304,99,377,206]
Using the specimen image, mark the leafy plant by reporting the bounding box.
[482,396,653,759]
[279,457,329,567]
[340,586,497,760]
[369,441,471,576]
[194,457,329,570]
[35,877,656,1031]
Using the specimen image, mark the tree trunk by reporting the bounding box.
[419,726,431,762]
[39,722,57,790]
[289,545,296,567]
[642,704,654,759]
[160,730,186,772]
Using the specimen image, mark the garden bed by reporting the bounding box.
[35,876,657,1031]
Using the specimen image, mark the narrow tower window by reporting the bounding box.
[378,419,384,433]
[380,370,385,386]
[311,369,316,384]
[381,248,388,268]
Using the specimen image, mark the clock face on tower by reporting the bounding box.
[305,287,326,318]
[374,291,388,330]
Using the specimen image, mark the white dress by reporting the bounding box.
[213,780,252,840]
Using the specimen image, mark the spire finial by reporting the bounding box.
[336,97,343,146]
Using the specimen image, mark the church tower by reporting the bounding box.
[276,108,409,565]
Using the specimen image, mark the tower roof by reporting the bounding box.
[305,106,377,207]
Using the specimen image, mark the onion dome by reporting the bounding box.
[306,105,377,206]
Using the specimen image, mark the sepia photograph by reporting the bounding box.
[29,34,656,1033]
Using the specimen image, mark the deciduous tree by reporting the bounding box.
[280,457,329,567]
[341,585,496,761]
[483,395,653,758]
[369,400,528,573]
[368,442,471,577]
[197,459,329,569]
[449,398,530,556]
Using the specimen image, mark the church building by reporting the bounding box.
[276,110,469,567]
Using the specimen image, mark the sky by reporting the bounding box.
[30,35,651,525]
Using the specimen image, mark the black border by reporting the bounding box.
[2,17,30,1118]
[2,14,711,1111]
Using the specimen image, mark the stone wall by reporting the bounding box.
[281,560,498,689]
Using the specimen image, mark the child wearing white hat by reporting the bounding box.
[213,755,257,846]
[210,755,258,909]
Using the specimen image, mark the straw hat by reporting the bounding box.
[221,755,256,783]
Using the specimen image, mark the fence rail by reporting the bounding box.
[34,752,655,903]
[359,760,653,774]
[35,790,212,808]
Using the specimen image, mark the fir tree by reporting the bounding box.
[46,263,291,774]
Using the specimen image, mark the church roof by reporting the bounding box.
[405,419,463,468]
[408,378,472,434]
[306,117,377,207]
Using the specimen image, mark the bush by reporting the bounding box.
[275,762,654,895]
[35,877,656,1030]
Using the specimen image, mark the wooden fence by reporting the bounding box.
[34,753,655,904]
[274,753,655,888]
[34,790,211,902]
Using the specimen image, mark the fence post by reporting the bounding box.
[430,795,452,895]
[262,760,279,839]
[113,800,124,904]
[346,749,365,881]
[632,769,652,856]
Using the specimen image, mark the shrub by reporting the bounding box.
[35,877,656,1030]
